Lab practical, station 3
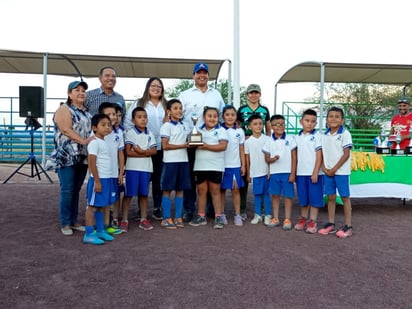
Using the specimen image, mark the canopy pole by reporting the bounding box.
[41,53,48,166]
[233,0,240,108]
[319,62,325,130]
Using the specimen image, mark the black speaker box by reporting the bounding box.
[19,86,44,118]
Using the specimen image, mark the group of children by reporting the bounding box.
[84,101,354,245]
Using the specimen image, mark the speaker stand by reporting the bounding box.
[3,125,53,184]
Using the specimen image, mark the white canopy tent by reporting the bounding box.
[275,61,412,129]
[0,49,230,163]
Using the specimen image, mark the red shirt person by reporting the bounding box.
[390,97,412,149]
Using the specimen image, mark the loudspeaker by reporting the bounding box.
[19,86,44,118]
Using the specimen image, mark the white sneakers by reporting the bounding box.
[251,214,262,224]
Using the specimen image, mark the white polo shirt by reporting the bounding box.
[194,125,228,172]
[322,126,353,175]
[178,86,225,132]
[87,137,112,178]
[104,128,124,178]
[124,127,157,172]
[160,120,189,163]
[263,133,297,174]
[295,129,323,176]
[244,135,271,178]
[222,124,245,168]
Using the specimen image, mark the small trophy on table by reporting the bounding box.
[188,113,203,145]
[391,127,404,155]
[406,125,412,154]
[376,127,390,154]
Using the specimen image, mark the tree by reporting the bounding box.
[314,83,403,130]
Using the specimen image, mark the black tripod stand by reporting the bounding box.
[3,118,53,184]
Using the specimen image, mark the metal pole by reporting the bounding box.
[319,62,325,130]
[42,53,48,166]
[233,0,240,108]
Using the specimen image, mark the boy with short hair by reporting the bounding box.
[159,99,191,229]
[83,114,115,245]
[318,106,353,238]
[263,115,297,230]
[294,109,324,234]
[244,115,271,225]
[122,107,157,231]
[98,102,124,235]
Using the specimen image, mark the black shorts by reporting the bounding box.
[195,171,223,185]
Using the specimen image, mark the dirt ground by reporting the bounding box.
[1,163,412,309]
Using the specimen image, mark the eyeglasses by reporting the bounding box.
[271,123,285,127]
[150,84,162,89]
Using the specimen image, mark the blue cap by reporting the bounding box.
[193,62,209,74]
[68,80,88,91]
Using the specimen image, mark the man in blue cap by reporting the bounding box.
[178,62,225,222]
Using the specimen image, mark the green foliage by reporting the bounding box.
[314,83,403,129]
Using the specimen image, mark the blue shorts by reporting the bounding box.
[221,167,245,189]
[268,173,295,198]
[87,177,116,207]
[324,175,350,198]
[161,162,191,191]
[296,175,324,207]
[125,170,151,197]
[252,176,269,195]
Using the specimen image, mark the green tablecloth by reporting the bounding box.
[350,155,412,185]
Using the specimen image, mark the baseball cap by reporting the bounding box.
[397,96,410,104]
[68,80,88,91]
[193,62,209,74]
[246,84,261,93]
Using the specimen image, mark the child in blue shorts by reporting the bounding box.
[294,109,324,234]
[121,107,157,231]
[159,99,191,229]
[263,115,297,230]
[97,102,124,235]
[220,105,245,226]
[319,107,353,238]
[83,114,116,245]
[244,115,272,225]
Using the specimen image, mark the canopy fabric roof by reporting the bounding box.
[0,49,227,80]
[276,61,412,85]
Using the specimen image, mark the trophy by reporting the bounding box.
[406,126,412,154]
[188,114,203,145]
[391,126,404,155]
[379,128,387,147]
[395,130,401,150]
[376,127,390,154]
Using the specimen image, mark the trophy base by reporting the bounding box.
[376,147,390,154]
[391,148,405,155]
[188,134,203,146]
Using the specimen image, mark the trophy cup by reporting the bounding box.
[376,127,390,154]
[188,114,203,145]
[406,125,412,154]
[391,127,404,155]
